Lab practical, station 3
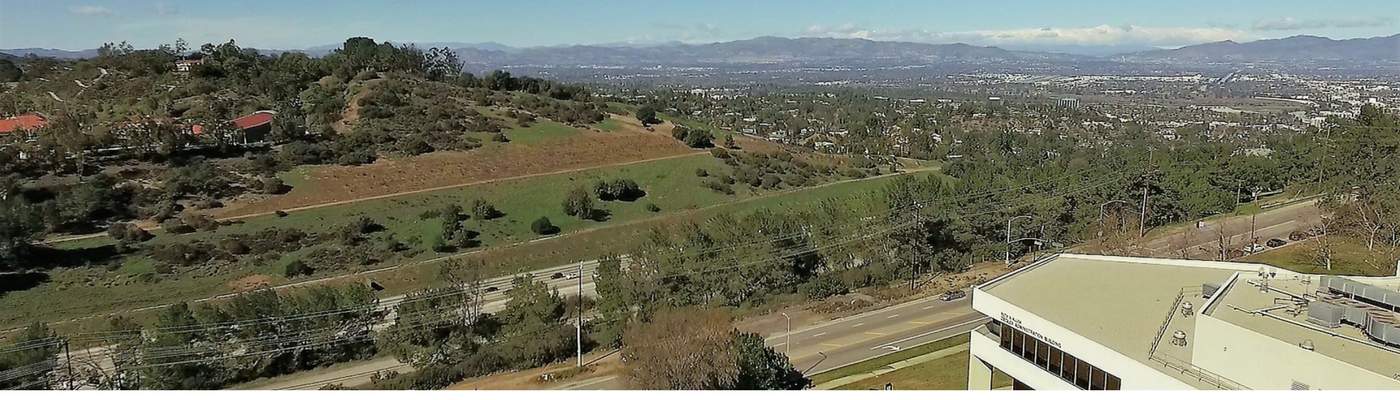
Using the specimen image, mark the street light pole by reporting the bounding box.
[576,260,583,368]
[1006,215,1033,265]
[780,312,792,355]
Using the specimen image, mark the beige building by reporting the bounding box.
[966,254,1400,390]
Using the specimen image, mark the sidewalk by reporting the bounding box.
[813,343,971,389]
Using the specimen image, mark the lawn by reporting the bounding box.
[3,154,938,332]
[835,350,1014,390]
[1241,236,1398,277]
[504,120,584,145]
[810,333,970,385]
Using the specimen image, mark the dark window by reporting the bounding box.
[1074,359,1091,389]
[1047,347,1063,376]
[997,325,1119,390]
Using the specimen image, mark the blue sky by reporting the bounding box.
[2,0,1397,50]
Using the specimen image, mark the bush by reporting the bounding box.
[802,275,850,300]
[107,222,152,243]
[703,180,735,195]
[220,237,251,255]
[284,260,314,278]
[671,125,689,140]
[645,203,660,212]
[468,199,501,220]
[709,147,730,159]
[531,217,559,235]
[177,212,218,230]
[490,132,509,142]
[683,130,714,148]
[593,178,645,201]
[160,218,195,234]
[259,176,289,195]
[562,186,594,219]
[636,105,659,125]
[695,168,708,177]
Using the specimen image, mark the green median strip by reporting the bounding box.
[808,332,971,385]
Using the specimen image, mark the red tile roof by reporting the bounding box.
[231,111,275,130]
[0,113,47,134]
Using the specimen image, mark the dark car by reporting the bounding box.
[940,290,967,301]
[485,286,498,293]
[1266,238,1287,248]
[1288,230,1308,241]
[551,272,565,279]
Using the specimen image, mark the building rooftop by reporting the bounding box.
[981,254,1249,388]
[980,253,1400,389]
[1205,274,1400,380]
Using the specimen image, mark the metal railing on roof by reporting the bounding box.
[1146,286,1247,390]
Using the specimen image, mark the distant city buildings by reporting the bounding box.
[1056,98,1080,108]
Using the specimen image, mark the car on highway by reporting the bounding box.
[551,272,565,279]
[939,290,967,301]
[1266,238,1287,248]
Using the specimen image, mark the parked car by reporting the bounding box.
[940,290,967,301]
[1244,243,1267,253]
[1288,230,1308,241]
[1266,238,1287,248]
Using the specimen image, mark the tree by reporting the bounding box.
[636,105,659,125]
[530,216,559,235]
[467,198,500,220]
[562,186,595,219]
[0,199,42,271]
[733,331,809,390]
[0,59,21,82]
[622,307,737,389]
[683,129,714,148]
[0,322,60,389]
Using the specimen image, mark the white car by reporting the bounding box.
[1244,243,1267,253]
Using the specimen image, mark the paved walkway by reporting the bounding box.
[813,343,970,389]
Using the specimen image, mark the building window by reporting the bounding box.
[997,324,1120,390]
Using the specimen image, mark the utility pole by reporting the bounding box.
[1139,187,1149,238]
[1251,213,1258,246]
[64,339,74,390]
[576,260,583,368]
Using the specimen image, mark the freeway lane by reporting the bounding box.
[768,296,982,376]
[562,294,983,390]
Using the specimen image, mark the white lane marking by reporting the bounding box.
[852,322,865,327]
[811,332,828,337]
[886,314,900,319]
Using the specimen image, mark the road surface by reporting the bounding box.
[1139,199,1321,259]
[557,295,983,390]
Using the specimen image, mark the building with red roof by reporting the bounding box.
[0,113,48,135]
[230,110,275,144]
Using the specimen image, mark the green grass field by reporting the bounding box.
[3,152,939,332]
[1241,236,1398,277]
[503,120,585,145]
[835,350,1013,390]
[811,333,970,385]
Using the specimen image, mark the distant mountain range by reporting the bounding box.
[5,34,1397,67]
[1124,34,1400,62]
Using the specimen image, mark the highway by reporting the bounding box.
[1140,199,1321,259]
[554,295,983,390]
[58,261,602,390]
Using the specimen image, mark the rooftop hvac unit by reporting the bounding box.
[1306,302,1344,328]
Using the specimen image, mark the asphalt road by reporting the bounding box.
[1139,199,1321,259]
[559,295,983,390]
[60,261,601,390]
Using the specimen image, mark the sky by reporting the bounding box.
[2,0,1398,52]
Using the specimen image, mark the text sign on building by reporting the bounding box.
[1000,312,1062,348]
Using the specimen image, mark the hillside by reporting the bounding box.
[1125,34,1400,62]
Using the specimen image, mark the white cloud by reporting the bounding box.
[1252,16,1394,31]
[803,24,1250,48]
[67,5,115,16]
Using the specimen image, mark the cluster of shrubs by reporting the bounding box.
[670,125,714,148]
[592,178,645,201]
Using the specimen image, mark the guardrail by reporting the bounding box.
[1146,286,1247,390]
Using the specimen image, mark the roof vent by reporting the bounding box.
[1299,340,1315,351]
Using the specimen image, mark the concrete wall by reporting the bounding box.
[1193,314,1400,389]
